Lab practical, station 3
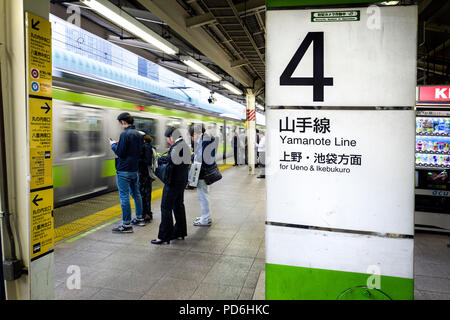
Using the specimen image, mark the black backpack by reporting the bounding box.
[143,143,158,180]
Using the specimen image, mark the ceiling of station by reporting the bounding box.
[51,0,449,110]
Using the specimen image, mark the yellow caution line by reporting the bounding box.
[54,163,233,243]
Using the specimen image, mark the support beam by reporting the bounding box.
[246,90,256,175]
[230,59,249,68]
[186,12,216,28]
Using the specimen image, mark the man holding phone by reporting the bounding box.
[109,112,144,233]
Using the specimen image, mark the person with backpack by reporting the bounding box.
[138,132,157,223]
[189,123,218,227]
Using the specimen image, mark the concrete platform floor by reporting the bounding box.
[53,166,450,300]
[54,165,266,300]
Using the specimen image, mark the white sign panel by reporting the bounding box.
[266,6,417,107]
[266,109,415,235]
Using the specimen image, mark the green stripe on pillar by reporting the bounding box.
[53,165,70,188]
[265,263,414,300]
[266,0,378,8]
[102,159,116,178]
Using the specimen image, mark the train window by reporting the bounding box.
[134,117,156,142]
[86,113,103,156]
[61,110,84,158]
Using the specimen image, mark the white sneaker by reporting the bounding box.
[193,220,212,226]
[194,216,211,222]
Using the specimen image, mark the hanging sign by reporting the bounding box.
[26,12,54,261]
[266,5,417,107]
[266,109,415,235]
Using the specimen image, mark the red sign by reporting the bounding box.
[419,86,450,102]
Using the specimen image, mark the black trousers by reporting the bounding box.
[158,184,187,240]
[139,175,153,219]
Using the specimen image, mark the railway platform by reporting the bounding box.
[53,165,266,300]
[51,165,450,300]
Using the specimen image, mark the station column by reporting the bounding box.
[246,90,256,175]
[265,0,417,299]
[0,0,53,299]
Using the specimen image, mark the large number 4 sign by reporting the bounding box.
[280,32,333,102]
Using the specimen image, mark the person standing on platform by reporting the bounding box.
[138,132,157,223]
[256,131,265,179]
[232,129,239,166]
[189,124,217,227]
[110,112,144,233]
[151,127,190,244]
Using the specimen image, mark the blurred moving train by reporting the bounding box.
[52,72,252,208]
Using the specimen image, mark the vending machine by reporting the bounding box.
[415,86,450,232]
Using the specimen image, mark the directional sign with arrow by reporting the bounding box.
[32,194,43,206]
[40,102,51,114]
[31,18,40,31]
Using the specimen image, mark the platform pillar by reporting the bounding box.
[265,0,416,300]
[0,0,53,299]
[246,90,256,175]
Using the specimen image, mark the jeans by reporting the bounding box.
[117,171,143,225]
[197,179,211,223]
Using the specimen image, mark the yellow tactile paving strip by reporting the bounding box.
[54,164,234,243]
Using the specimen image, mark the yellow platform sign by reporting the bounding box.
[30,188,54,260]
[29,97,52,190]
[27,12,52,98]
[26,12,54,260]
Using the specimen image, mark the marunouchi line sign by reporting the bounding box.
[265,3,417,300]
[26,12,54,261]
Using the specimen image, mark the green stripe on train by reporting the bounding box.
[53,89,245,126]
[265,263,413,300]
[102,159,116,178]
[53,165,71,188]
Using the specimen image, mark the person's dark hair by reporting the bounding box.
[117,112,134,125]
[164,126,176,138]
[143,135,153,143]
[188,123,205,137]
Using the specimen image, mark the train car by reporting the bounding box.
[52,72,246,207]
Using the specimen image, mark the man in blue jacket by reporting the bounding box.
[110,112,144,233]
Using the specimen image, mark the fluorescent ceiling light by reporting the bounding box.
[80,0,178,55]
[220,81,243,95]
[179,55,221,82]
[380,1,399,5]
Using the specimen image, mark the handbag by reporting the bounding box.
[147,148,158,181]
[188,161,202,187]
[202,163,222,185]
[155,159,173,185]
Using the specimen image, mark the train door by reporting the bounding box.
[56,106,105,201]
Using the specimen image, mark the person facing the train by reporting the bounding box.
[138,131,157,223]
[151,126,190,244]
[189,123,217,227]
[109,112,144,233]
